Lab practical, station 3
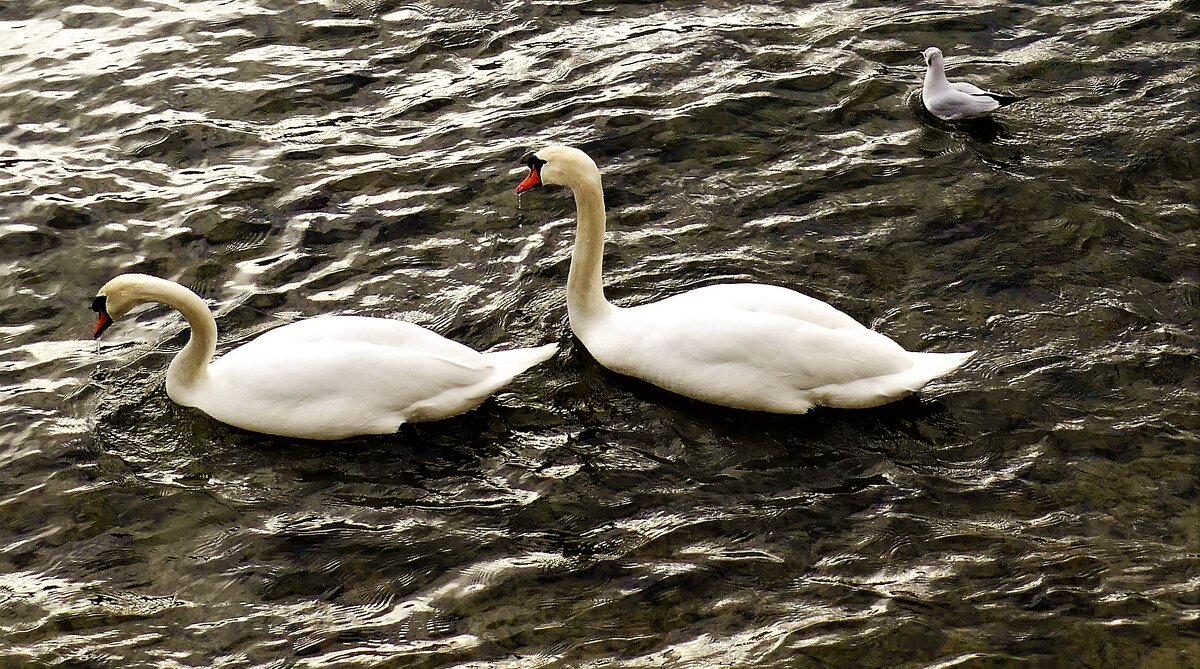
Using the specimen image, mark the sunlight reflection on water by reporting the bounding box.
[1,0,1197,666]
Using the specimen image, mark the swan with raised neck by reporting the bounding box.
[517,147,616,337]
[91,273,558,439]
[516,145,975,413]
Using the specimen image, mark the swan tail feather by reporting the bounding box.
[398,343,558,422]
[483,343,559,382]
[803,350,974,409]
[900,350,976,390]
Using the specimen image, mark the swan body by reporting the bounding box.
[921,47,1022,120]
[515,145,974,412]
[91,274,557,439]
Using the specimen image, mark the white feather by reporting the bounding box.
[94,275,557,439]
[922,47,1016,120]
[521,146,975,413]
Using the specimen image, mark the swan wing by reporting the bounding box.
[648,283,868,330]
[196,339,495,439]
[251,316,482,361]
[586,307,913,413]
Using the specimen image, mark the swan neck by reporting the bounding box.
[147,280,216,392]
[566,174,612,321]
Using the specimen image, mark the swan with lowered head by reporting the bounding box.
[91,274,557,439]
[921,47,1023,120]
[515,145,974,413]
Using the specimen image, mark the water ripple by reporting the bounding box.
[1,0,1197,666]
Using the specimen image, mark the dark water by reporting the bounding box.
[2,0,1198,666]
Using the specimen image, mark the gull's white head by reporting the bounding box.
[922,47,944,66]
[515,145,600,193]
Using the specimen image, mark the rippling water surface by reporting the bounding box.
[2,0,1198,666]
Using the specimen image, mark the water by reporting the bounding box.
[2,0,1198,666]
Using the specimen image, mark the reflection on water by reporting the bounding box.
[2,0,1198,666]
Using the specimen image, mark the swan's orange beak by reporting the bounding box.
[515,165,542,194]
[93,312,112,338]
[91,295,113,338]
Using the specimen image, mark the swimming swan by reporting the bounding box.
[515,145,974,413]
[91,273,558,439]
[922,47,1023,120]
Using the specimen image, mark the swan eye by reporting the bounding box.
[91,295,107,313]
[521,153,546,170]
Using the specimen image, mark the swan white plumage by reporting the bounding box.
[91,274,558,439]
[515,146,974,413]
[922,47,1023,120]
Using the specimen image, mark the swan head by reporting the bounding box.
[91,273,158,338]
[515,145,600,193]
[922,47,943,67]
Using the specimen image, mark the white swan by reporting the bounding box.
[91,274,558,439]
[515,146,974,413]
[922,47,1023,120]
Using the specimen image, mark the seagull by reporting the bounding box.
[921,47,1023,120]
